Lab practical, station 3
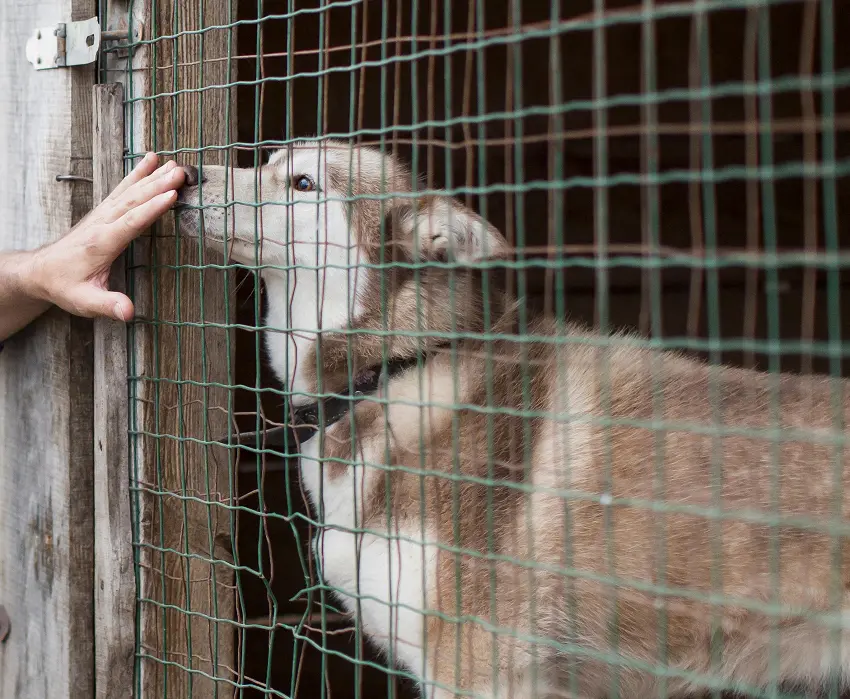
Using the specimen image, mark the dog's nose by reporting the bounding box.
[181,164,206,187]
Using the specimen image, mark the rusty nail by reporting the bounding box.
[55,174,93,184]
[0,605,10,643]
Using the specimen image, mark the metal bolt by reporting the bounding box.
[101,29,130,42]
[56,174,93,183]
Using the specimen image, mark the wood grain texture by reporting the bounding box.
[93,82,135,699]
[105,0,238,695]
[0,0,96,697]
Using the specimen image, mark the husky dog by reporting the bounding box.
[178,142,850,699]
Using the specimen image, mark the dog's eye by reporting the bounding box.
[293,175,315,192]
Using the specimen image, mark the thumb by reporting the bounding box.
[62,286,135,321]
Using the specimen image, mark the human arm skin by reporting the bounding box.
[0,153,185,342]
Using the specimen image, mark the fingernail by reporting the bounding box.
[114,303,126,321]
[158,191,177,208]
[133,153,155,171]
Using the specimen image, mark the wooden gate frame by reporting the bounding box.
[100,0,237,695]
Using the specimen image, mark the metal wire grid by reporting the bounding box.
[104,0,850,697]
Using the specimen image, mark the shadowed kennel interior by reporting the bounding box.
[222,1,850,696]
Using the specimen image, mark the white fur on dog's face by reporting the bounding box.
[177,141,507,399]
[177,145,359,270]
[177,142,388,397]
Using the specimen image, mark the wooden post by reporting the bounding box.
[93,82,135,699]
[103,0,237,695]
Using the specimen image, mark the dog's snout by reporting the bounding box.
[181,164,207,187]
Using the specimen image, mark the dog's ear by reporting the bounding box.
[391,196,508,262]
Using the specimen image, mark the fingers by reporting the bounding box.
[111,293,135,321]
[106,152,159,201]
[60,166,182,274]
[59,286,135,321]
[105,160,186,224]
[109,190,180,250]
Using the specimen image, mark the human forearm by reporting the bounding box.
[0,250,51,342]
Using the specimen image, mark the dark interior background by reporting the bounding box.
[226,0,850,696]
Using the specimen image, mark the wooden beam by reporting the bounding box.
[93,82,135,699]
[104,0,238,695]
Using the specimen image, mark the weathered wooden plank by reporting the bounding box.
[93,82,135,699]
[104,0,238,695]
[0,0,96,697]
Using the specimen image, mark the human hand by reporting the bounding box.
[24,152,186,321]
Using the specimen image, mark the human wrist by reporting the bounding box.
[6,248,50,304]
[0,247,57,342]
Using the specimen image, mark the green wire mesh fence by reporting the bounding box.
[107,0,850,697]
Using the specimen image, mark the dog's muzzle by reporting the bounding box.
[173,164,208,210]
[181,164,205,187]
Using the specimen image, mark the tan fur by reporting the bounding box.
[312,280,850,697]
[180,140,850,698]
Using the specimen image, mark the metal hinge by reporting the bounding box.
[25,17,139,71]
